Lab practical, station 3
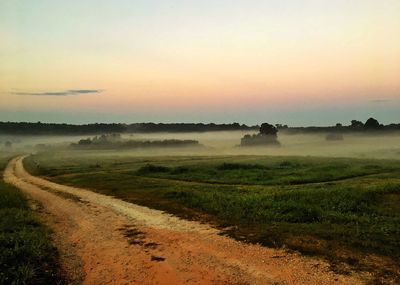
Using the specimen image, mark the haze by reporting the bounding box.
[1,0,400,125]
[2,131,399,161]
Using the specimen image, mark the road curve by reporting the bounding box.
[3,156,364,285]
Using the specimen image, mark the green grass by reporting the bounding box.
[134,158,400,185]
[0,153,60,285]
[25,150,400,282]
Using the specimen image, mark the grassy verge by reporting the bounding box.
[25,151,400,283]
[0,153,61,284]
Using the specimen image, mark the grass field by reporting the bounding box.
[0,153,60,284]
[25,150,400,282]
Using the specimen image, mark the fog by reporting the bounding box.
[1,131,400,160]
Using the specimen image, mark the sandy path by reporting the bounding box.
[4,156,364,285]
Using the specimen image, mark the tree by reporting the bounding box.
[364,118,381,129]
[351,120,364,128]
[78,138,92,145]
[259,123,278,136]
[240,122,280,146]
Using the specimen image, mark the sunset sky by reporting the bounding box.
[1,0,399,126]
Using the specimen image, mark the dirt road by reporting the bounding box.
[4,156,364,285]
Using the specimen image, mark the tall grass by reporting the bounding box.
[133,158,400,185]
[0,155,60,284]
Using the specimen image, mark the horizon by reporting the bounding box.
[1,1,399,125]
[0,116,397,129]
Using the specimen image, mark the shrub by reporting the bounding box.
[136,164,170,174]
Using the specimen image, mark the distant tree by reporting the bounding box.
[240,123,280,147]
[275,124,288,129]
[336,123,342,128]
[364,118,381,129]
[259,123,278,136]
[350,120,364,128]
[78,138,92,145]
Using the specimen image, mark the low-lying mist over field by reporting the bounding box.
[2,125,400,283]
[131,131,400,158]
[2,131,400,159]
[19,135,400,283]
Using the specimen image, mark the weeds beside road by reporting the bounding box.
[0,153,60,285]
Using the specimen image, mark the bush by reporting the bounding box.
[240,134,281,146]
[136,164,170,174]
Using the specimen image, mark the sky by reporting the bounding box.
[1,0,399,126]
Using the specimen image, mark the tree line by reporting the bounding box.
[0,122,257,135]
[283,118,400,134]
[0,118,399,135]
[71,134,201,149]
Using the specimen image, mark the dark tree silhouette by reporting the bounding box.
[364,118,381,129]
[0,122,257,135]
[71,136,200,149]
[78,138,92,145]
[241,123,280,146]
[351,120,364,128]
[275,124,289,129]
[259,123,278,136]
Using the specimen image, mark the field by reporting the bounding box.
[25,149,400,282]
[0,153,60,284]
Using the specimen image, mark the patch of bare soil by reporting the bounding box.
[4,156,366,285]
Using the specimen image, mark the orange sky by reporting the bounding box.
[1,0,399,125]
